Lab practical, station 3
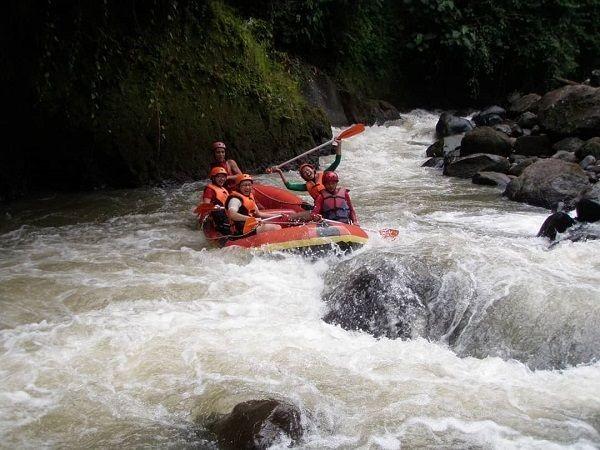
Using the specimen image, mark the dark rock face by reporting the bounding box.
[435,112,473,138]
[513,135,553,157]
[444,154,510,178]
[472,171,511,187]
[552,137,584,154]
[508,157,539,176]
[473,106,507,126]
[580,155,597,170]
[208,400,303,450]
[504,159,590,210]
[339,91,401,126]
[461,127,513,157]
[508,93,541,117]
[576,183,600,222]
[537,212,576,240]
[516,111,538,128]
[301,69,348,126]
[422,157,444,168]
[322,258,432,340]
[575,137,600,160]
[537,85,600,138]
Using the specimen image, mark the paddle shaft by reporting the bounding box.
[271,139,333,170]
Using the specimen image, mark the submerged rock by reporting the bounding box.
[207,399,303,450]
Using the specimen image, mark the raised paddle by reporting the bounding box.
[266,123,365,172]
[322,218,399,240]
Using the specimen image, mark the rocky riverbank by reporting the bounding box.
[424,78,600,241]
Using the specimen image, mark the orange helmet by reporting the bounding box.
[212,141,226,150]
[209,166,228,178]
[322,171,339,183]
[235,173,253,187]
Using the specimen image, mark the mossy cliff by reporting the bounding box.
[2,1,329,200]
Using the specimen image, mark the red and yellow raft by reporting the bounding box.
[200,184,369,252]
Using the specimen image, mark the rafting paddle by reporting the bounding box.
[194,203,224,215]
[266,123,365,172]
[242,214,283,234]
[322,219,399,240]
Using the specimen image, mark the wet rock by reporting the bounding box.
[508,93,541,117]
[473,106,506,126]
[537,85,600,138]
[537,212,575,240]
[580,155,597,170]
[339,91,401,126]
[426,134,464,157]
[322,257,433,340]
[575,137,600,161]
[461,126,513,157]
[492,122,512,136]
[472,172,511,187]
[422,157,444,169]
[508,157,538,176]
[551,151,578,163]
[552,137,584,154]
[513,135,553,157]
[435,112,473,138]
[301,68,348,126]
[444,154,510,178]
[516,111,538,128]
[504,158,590,210]
[575,183,600,222]
[207,399,303,450]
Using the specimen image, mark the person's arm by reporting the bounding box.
[202,186,214,204]
[323,139,342,172]
[227,198,253,222]
[284,180,308,191]
[227,159,242,175]
[345,190,359,225]
[271,167,289,186]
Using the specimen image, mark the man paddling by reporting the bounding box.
[312,171,359,225]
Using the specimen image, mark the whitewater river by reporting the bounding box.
[1,111,599,448]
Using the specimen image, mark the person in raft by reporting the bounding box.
[209,141,241,189]
[270,138,342,201]
[200,166,230,234]
[312,171,359,225]
[226,174,283,235]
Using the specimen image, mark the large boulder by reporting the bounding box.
[508,157,539,176]
[460,126,513,157]
[575,137,600,160]
[575,183,600,222]
[552,137,585,154]
[537,85,600,138]
[435,112,473,138]
[508,93,541,117]
[537,212,576,240]
[207,400,303,450]
[473,106,506,126]
[472,171,512,187]
[513,135,553,157]
[516,111,538,129]
[444,154,510,178]
[504,159,591,210]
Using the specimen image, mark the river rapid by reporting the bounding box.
[1,111,599,449]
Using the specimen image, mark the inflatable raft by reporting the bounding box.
[199,184,368,253]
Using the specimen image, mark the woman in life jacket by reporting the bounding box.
[269,138,342,201]
[199,166,231,234]
[209,141,242,190]
[226,174,283,235]
[312,171,359,225]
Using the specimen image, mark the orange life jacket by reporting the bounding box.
[225,191,259,234]
[305,171,325,200]
[205,183,229,206]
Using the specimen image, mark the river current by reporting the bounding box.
[1,111,599,448]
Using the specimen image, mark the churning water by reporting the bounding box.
[1,111,599,448]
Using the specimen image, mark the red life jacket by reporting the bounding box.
[321,188,351,223]
[225,191,259,234]
[305,171,325,200]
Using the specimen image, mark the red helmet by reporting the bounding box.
[235,173,253,187]
[209,166,228,178]
[212,141,226,150]
[322,171,339,183]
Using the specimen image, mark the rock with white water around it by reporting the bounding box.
[537,212,576,240]
[460,126,513,157]
[504,158,590,210]
[207,399,303,450]
[435,112,473,138]
[444,153,510,178]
